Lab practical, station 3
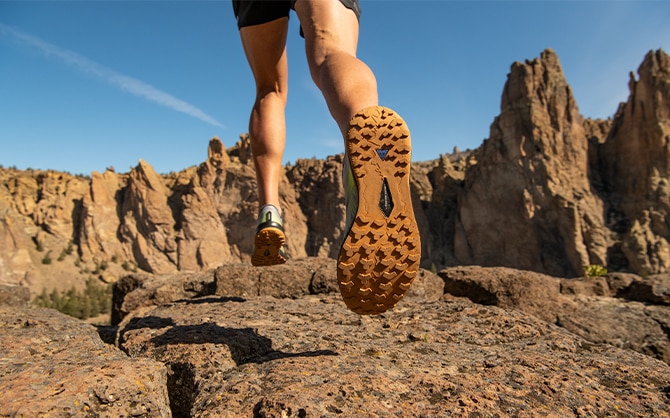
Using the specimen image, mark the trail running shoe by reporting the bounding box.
[338,106,421,315]
[252,204,288,266]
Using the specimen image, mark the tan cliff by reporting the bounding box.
[455,49,609,277]
[1,49,670,296]
[598,50,670,274]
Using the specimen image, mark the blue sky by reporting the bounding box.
[1,1,669,175]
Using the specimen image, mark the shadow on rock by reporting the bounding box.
[151,324,272,365]
[118,309,338,417]
[150,323,337,366]
[168,362,196,418]
[119,312,338,366]
[176,296,246,305]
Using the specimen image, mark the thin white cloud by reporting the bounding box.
[0,23,224,128]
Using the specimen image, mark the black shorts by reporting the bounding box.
[233,0,361,32]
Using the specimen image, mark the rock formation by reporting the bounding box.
[79,169,126,265]
[120,159,179,274]
[2,49,670,300]
[0,169,91,292]
[598,50,670,275]
[455,49,608,277]
[286,155,347,259]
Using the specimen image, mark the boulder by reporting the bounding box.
[440,265,670,364]
[111,257,444,326]
[0,306,170,417]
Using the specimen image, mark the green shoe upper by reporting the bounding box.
[342,154,359,236]
[256,204,284,233]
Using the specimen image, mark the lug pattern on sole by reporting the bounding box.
[338,106,421,315]
[252,227,288,267]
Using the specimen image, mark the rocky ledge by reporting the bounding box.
[1,258,669,417]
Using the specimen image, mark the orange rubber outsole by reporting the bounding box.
[252,227,288,267]
[338,106,421,315]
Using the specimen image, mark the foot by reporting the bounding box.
[252,204,288,266]
[338,106,421,315]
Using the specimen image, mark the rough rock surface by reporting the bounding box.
[0,306,171,417]
[3,261,670,417]
[111,257,670,366]
[440,266,670,364]
[116,295,670,417]
[111,257,444,326]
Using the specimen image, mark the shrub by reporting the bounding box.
[32,277,113,321]
[93,260,108,275]
[65,241,74,255]
[42,251,52,265]
[121,261,137,272]
[585,264,608,278]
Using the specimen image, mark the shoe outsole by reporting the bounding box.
[252,227,288,267]
[338,106,421,315]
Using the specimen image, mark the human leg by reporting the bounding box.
[293,0,377,134]
[238,17,290,266]
[239,17,289,209]
[295,0,421,314]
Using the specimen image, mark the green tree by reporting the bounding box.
[61,286,81,317]
[34,288,50,308]
[32,279,114,321]
[49,288,62,311]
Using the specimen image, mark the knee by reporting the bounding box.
[306,50,347,88]
[309,51,375,90]
[255,84,288,106]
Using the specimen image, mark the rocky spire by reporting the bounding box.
[599,49,670,274]
[455,49,607,277]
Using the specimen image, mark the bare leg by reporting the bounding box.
[296,0,420,315]
[239,17,289,209]
[294,0,378,135]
